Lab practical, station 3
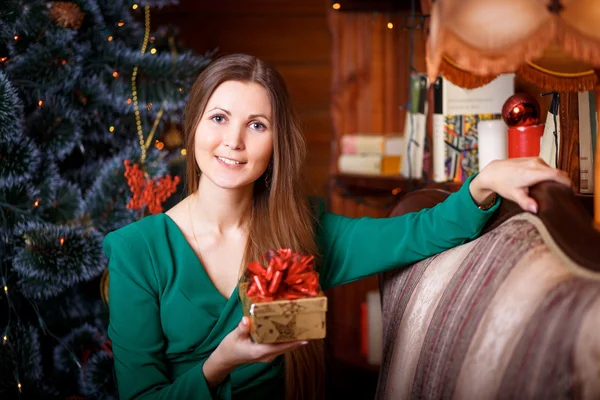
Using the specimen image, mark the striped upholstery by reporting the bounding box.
[376,213,600,400]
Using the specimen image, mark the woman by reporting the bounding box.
[103,53,571,400]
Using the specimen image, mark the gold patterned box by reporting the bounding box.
[239,282,328,344]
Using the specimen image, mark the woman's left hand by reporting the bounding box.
[469,157,572,214]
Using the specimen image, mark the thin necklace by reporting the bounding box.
[188,193,202,254]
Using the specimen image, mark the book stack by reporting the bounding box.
[337,134,404,176]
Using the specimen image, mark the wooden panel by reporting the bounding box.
[302,111,332,196]
[277,64,331,111]
[306,139,331,163]
[306,140,332,196]
[157,13,330,64]
[559,91,581,192]
[151,15,330,64]
[217,16,330,64]
[160,0,330,15]
[331,0,425,13]
[299,110,332,143]
[305,170,329,196]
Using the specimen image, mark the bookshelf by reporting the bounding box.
[333,172,463,193]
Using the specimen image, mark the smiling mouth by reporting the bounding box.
[216,156,246,165]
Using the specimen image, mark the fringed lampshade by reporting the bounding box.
[421,0,600,230]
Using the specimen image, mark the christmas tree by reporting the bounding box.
[0,1,211,398]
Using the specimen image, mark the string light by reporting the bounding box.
[1,57,8,63]
[180,149,187,156]
[155,140,164,150]
[387,22,394,29]
[132,4,138,9]
[17,382,22,392]
[150,48,157,54]
[107,35,113,41]
[131,6,171,164]
[112,71,119,78]
[38,100,43,107]
[33,198,40,207]
[332,3,341,10]
[13,35,19,40]
[126,98,132,104]
[146,103,152,110]
[61,59,67,65]
[150,36,155,43]
[109,126,115,132]
[117,20,124,27]
[3,285,7,293]
[178,87,183,92]
[132,6,152,164]
[2,335,6,343]
[392,187,401,195]
[145,100,167,150]
[59,237,65,246]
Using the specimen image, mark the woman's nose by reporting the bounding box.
[223,124,244,150]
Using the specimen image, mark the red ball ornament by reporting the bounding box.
[501,93,540,128]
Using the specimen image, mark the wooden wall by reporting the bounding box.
[154,0,333,197]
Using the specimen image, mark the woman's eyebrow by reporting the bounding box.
[249,113,270,122]
[207,107,231,115]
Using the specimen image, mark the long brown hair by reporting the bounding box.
[183,53,325,400]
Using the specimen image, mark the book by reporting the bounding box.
[337,154,402,175]
[366,290,382,366]
[443,113,500,182]
[540,92,561,169]
[433,74,514,182]
[340,134,403,156]
[401,74,428,179]
[578,91,596,194]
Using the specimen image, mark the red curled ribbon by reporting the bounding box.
[246,249,320,301]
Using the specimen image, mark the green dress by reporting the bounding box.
[103,174,500,399]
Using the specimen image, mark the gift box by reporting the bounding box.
[239,249,328,344]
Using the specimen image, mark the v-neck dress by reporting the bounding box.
[103,174,500,399]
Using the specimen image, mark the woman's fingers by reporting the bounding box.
[516,159,571,189]
[511,187,536,214]
[252,340,308,361]
[542,168,572,187]
[236,316,251,337]
[269,340,308,353]
[237,316,308,361]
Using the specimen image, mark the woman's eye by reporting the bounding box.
[250,122,266,131]
[211,115,225,123]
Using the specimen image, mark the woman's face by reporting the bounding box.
[194,80,274,190]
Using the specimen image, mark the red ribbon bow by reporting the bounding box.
[246,249,320,301]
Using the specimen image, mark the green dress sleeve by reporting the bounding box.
[317,173,501,290]
[104,229,232,400]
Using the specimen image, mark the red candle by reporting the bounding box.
[508,124,545,158]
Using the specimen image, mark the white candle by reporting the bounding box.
[478,120,508,171]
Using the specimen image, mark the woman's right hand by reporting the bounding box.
[203,316,307,387]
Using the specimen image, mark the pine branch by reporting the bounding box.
[12,222,105,300]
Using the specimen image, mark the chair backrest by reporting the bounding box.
[375,181,600,400]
